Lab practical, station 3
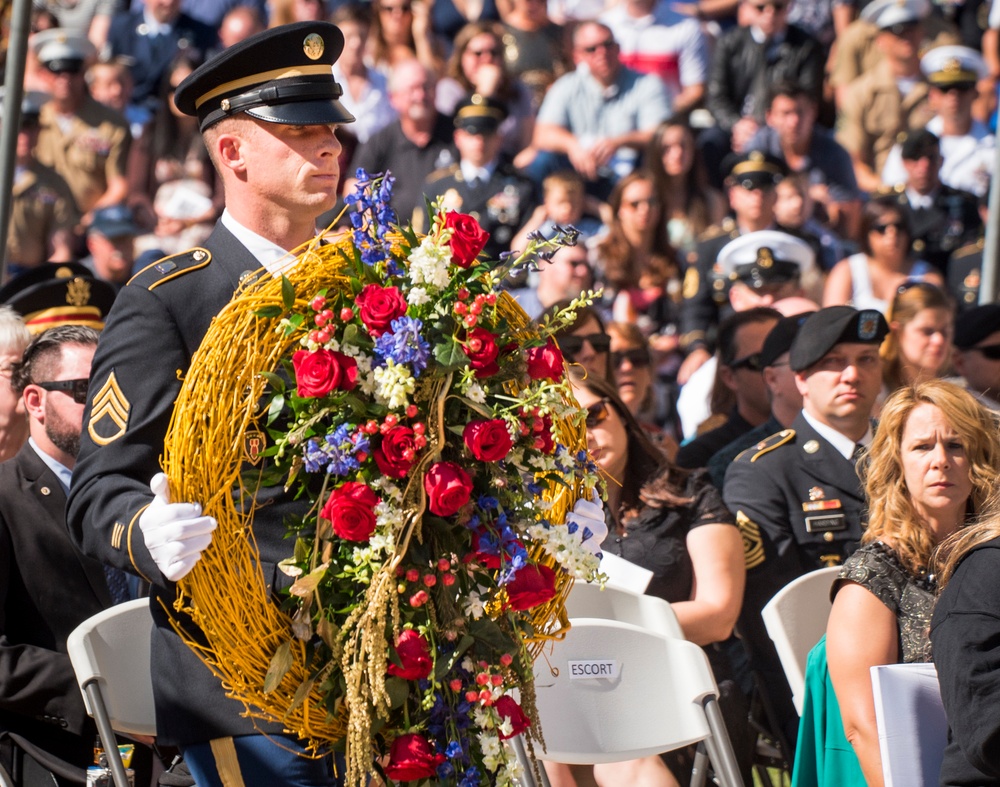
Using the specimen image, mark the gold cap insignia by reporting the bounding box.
[66,277,91,307]
[220,98,231,111]
[757,247,774,268]
[303,33,325,60]
[88,371,130,446]
[749,150,764,162]
[943,58,961,73]
[683,266,699,300]
[804,439,820,454]
[244,430,266,466]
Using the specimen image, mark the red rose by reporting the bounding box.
[320,481,380,541]
[355,284,407,337]
[292,349,358,397]
[534,415,555,454]
[444,211,490,268]
[505,564,556,611]
[424,461,473,517]
[495,695,531,739]
[463,419,513,462]
[375,426,417,478]
[463,327,500,378]
[526,339,565,381]
[387,629,433,680]
[384,733,445,781]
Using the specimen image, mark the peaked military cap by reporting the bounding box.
[861,0,929,30]
[454,94,508,135]
[31,28,96,73]
[174,21,356,131]
[922,45,988,88]
[722,150,787,189]
[716,230,815,290]
[790,306,889,371]
[0,263,116,334]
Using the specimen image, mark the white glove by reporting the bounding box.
[566,491,608,557]
[138,473,217,582]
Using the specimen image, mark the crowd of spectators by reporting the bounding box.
[1,0,1000,784]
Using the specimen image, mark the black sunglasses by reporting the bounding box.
[753,2,787,10]
[559,332,612,358]
[886,21,919,36]
[728,353,762,372]
[585,399,611,428]
[580,39,616,54]
[611,348,651,368]
[34,378,89,404]
[872,221,907,234]
[938,82,975,94]
[971,343,1000,360]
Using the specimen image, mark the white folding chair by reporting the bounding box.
[529,584,744,787]
[871,663,947,787]
[66,599,156,787]
[760,566,841,716]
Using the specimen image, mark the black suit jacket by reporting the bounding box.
[67,223,299,746]
[0,444,110,765]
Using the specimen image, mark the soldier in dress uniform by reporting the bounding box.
[894,129,981,272]
[677,151,787,383]
[2,89,78,282]
[420,95,538,261]
[723,305,888,746]
[65,22,355,787]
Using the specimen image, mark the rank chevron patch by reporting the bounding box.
[87,371,130,445]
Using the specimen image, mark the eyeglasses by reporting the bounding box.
[467,47,500,58]
[559,332,612,358]
[735,180,775,192]
[623,197,659,210]
[872,221,907,234]
[971,343,1000,360]
[753,2,787,11]
[611,348,651,368]
[34,378,89,404]
[379,2,412,12]
[585,399,612,428]
[580,39,616,54]
[938,82,975,94]
[886,21,919,36]
[728,353,762,372]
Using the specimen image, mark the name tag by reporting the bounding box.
[805,513,846,533]
[568,660,621,680]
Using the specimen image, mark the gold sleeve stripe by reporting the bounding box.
[126,505,154,584]
[111,521,125,550]
[737,510,765,569]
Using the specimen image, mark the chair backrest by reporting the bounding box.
[871,663,947,787]
[761,566,841,715]
[565,581,685,639]
[66,599,157,737]
[533,617,716,764]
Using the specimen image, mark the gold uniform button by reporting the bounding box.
[40,486,51,496]
[823,531,834,542]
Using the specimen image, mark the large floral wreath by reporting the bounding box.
[162,171,604,786]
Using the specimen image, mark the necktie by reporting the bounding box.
[852,443,865,465]
[104,565,132,604]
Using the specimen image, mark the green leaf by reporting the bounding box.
[341,323,359,346]
[470,618,515,652]
[259,371,286,394]
[281,275,295,310]
[434,337,467,368]
[266,394,286,426]
[287,313,305,329]
[254,305,283,319]
[289,565,328,597]
[263,640,293,693]
[385,676,410,709]
[287,676,316,715]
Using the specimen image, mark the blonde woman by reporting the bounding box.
[825,380,1000,786]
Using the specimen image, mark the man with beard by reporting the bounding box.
[0,326,118,784]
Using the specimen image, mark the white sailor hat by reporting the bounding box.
[921,46,988,87]
[715,230,815,290]
[861,0,929,30]
[31,28,97,73]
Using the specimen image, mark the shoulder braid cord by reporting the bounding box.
[161,232,585,779]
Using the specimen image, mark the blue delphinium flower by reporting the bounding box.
[373,316,431,376]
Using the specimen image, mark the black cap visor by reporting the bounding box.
[244,98,356,127]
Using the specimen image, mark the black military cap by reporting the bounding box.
[790,306,889,372]
[900,129,940,161]
[953,304,1000,349]
[722,150,786,189]
[174,21,356,131]
[454,94,507,135]
[760,311,813,368]
[0,263,116,334]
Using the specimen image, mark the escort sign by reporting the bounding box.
[567,660,622,680]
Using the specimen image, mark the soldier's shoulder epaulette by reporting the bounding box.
[127,248,212,292]
[426,163,461,184]
[951,237,985,259]
[696,224,730,243]
[734,428,796,463]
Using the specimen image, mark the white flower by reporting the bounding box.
[407,286,430,307]
[463,591,486,619]
[373,359,415,409]
[465,382,487,404]
[407,236,452,289]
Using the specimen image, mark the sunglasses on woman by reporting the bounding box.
[34,378,89,404]
[559,333,611,358]
[611,348,651,369]
[585,399,612,428]
[871,221,907,234]
[971,343,1000,360]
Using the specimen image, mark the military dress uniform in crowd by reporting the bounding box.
[947,236,983,314]
[723,306,889,746]
[678,152,786,356]
[421,96,538,261]
[65,23,355,785]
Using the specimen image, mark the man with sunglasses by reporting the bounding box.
[0,326,120,781]
[724,305,888,746]
[951,304,1000,412]
[880,46,992,198]
[837,0,935,193]
[32,30,131,226]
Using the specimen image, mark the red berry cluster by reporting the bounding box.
[396,557,458,608]
[452,288,498,330]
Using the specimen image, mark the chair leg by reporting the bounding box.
[509,735,552,787]
[690,742,709,787]
[84,683,131,787]
[702,697,746,787]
